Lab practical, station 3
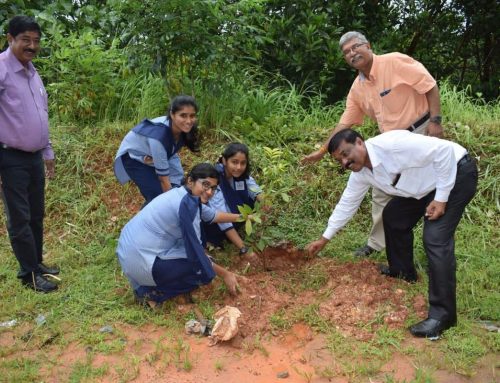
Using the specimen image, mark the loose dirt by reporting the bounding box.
[1,244,496,382]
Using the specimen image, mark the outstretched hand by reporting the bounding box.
[223,272,242,296]
[305,237,329,257]
[301,149,325,165]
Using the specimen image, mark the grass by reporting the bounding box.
[0,78,498,381]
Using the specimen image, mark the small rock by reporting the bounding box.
[477,320,500,332]
[0,319,17,328]
[277,371,289,379]
[35,314,46,326]
[99,325,113,333]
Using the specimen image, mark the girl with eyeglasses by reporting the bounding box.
[203,142,264,256]
[114,95,200,206]
[116,163,245,308]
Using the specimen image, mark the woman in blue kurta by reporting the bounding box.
[116,163,243,307]
[204,143,263,255]
[114,95,200,205]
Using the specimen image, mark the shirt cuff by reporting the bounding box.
[42,147,54,161]
[322,227,337,241]
[433,190,450,203]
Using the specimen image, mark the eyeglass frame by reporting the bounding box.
[342,42,367,56]
[197,179,218,193]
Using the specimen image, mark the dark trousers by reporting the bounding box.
[0,148,45,277]
[134,258,214,304]
[120,153,163,205]
[382,156,478,322]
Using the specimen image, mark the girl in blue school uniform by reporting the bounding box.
[114,95,200,205]
[203,143,263,256]
[116,163,243,308]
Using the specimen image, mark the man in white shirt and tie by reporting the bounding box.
[306,129,478,339]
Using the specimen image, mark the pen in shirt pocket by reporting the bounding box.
[380,89,391,97]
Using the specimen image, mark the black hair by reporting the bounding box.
[218,142,251,179]
[187,163,219,182]
[167,95,200,153]
[8,15,41,38]
[328,129,364,154]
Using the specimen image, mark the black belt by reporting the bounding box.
[457,154,472,167]
[407,112,430,132]
[0,143,39,154]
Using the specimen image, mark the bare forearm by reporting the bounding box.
[224,228,245,249]
[213,212,241,223]
[425,85,444,137]
[426,85,441,118]
[158,175,172,192]
[322,123,352,148]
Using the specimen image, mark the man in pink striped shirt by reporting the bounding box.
[0,15,59,292]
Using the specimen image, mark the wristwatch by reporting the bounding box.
[429,115,442,124]
[239,246,249,255]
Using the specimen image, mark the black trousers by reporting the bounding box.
[0,148,45,277]
[382,156,478,322]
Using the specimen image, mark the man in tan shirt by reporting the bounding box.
[303,31,443,257]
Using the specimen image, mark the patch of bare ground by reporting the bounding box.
[1,244,497,382]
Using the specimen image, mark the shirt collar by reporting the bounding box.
[6,47,36,76]
[358,54,378,83]
[365,141,381,169]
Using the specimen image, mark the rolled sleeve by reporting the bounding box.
[208,190,234,231]
[201,204,217,224]
[246,177,262,200]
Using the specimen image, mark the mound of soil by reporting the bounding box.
[200,243,428,343]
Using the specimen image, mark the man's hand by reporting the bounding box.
[305,237,329,257]
[425,200,446,220]
[301,149,326,165]
[44,159,55,179]
[427,122,444,138]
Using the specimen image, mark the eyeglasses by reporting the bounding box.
[198,179,218,193]
[342,42,367,56]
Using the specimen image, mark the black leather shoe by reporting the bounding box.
[38,263,60,275]
[353,244,377,257]
[22,273,58,293]
[378,264,417,283]
[409,318,456,339]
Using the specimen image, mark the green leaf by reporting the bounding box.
[257,239,266,252]
[281,193,291,203]
[245,219,253,236]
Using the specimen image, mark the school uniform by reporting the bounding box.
[114,116,185,203]
[203,163,262,246]
[116,186,217,303]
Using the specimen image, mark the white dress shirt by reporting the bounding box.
[322,130,467,240]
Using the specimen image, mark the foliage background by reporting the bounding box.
[0,0,498,123]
